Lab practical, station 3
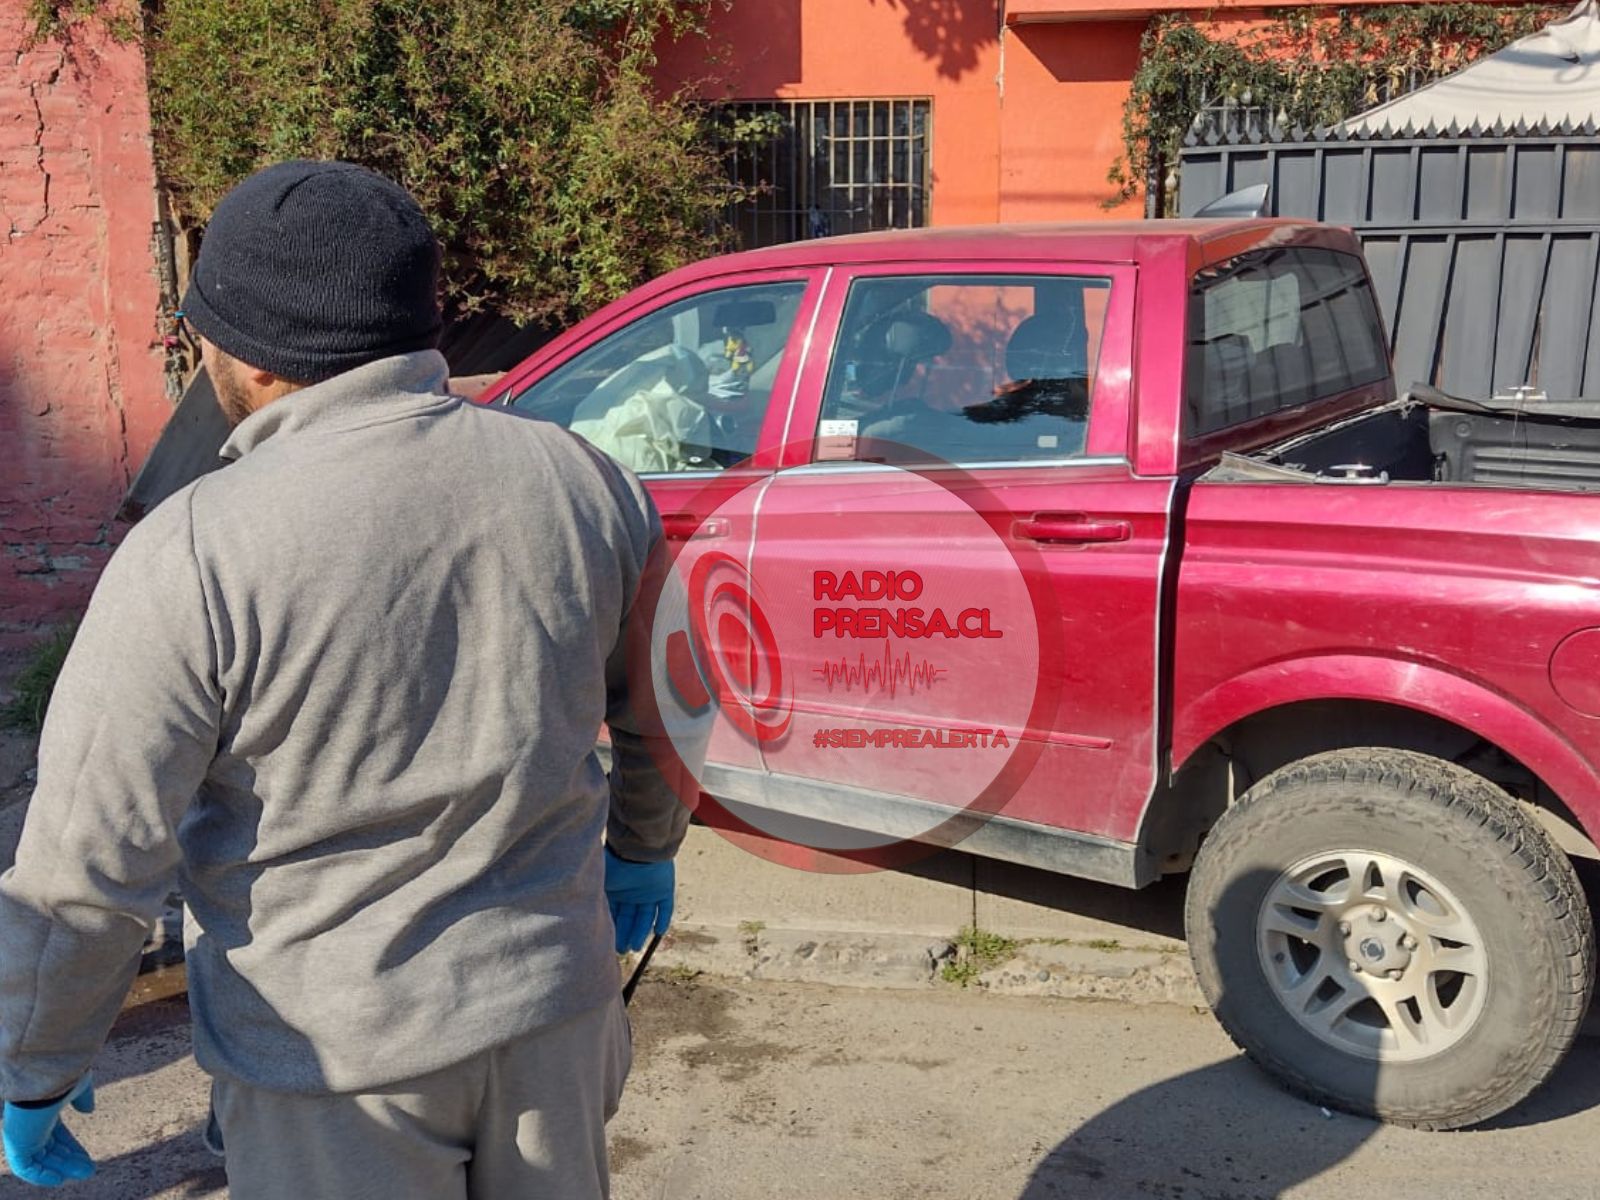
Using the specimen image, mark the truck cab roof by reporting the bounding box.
[669,219,1358,279]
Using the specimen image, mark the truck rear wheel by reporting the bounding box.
[1185,748,1593,1129]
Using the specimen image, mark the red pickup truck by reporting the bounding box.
[483,219,1598,1129]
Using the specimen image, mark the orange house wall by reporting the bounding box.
[655,2,1148,227]
[998,22,1146,221]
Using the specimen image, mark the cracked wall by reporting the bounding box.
[0,9,167,651]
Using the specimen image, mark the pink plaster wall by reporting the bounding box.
[0,6,167,650]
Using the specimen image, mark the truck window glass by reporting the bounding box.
[508,281,807,473]
[815,273,1112,466]
[1185,247,1388,436]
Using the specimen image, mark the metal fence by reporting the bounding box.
[1179,122,1600,402]
[718,98,931,249]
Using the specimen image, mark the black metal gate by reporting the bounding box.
[1179,122,1600,402]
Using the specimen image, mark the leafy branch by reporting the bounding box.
[1113,3,1565,214]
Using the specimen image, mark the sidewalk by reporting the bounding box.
[7,723,1596,1017]
[664,824,1202,1006]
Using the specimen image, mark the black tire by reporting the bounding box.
[1185,748,1594,1129]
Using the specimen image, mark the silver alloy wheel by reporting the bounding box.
[1256,849,1489,1062]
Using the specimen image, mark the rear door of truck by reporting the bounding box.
[739,260,1172,867]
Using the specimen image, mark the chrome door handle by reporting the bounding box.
[1012,512,1130,545]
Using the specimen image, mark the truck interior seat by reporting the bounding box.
[857,313,968,457]
[1203,333,1256,428]
[1004,314,1089,387]
[1249,341,1314,415]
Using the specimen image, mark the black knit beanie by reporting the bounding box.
[181,160,442,384]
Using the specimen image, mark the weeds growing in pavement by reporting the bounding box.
[940,925,1020,987]
[2,624,77,735]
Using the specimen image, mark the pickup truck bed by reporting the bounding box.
[1245,387,1600,491]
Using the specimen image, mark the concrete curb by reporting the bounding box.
[649,920,1206,1008]
[668,824,1201,1005]
[974,939,1204,1006]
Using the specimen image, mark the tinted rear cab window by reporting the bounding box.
[1185,247,1389,436]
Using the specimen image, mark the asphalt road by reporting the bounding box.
[4,970,1600,1200]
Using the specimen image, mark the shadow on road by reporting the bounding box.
[1019,1035,1600,1200]
[1020,857,1600,1199]
[1018,1056,1376,1200]
[1019,866,1381,1199]
[1479,1035,1600,1130]
[95,986,194,1091]
[90,1128,226,1200]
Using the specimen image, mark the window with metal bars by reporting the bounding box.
[718,99,931,249]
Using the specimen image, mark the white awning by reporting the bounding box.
[1341,1,1600,133]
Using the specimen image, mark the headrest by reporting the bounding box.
[1205,333,1254,372]
[880,312,952,360]
[1006,315,1087,382]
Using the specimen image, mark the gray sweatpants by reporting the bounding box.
[212,996,631,1200]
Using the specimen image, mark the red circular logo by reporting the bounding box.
[670,550,792,742]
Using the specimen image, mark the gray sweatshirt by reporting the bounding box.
[0,350,687,1100]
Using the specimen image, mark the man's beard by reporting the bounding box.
[210,358,254,428]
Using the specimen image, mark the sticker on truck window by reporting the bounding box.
[816,418,859,461]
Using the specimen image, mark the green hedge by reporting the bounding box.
[142,0,736,325]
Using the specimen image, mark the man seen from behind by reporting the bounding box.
[0,160,685,1198]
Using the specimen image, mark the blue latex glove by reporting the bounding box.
[604,845,674,954]
[3,1074,95,1187]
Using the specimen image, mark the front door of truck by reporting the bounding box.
[744,263,1171,851]
[500,270,825,785]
